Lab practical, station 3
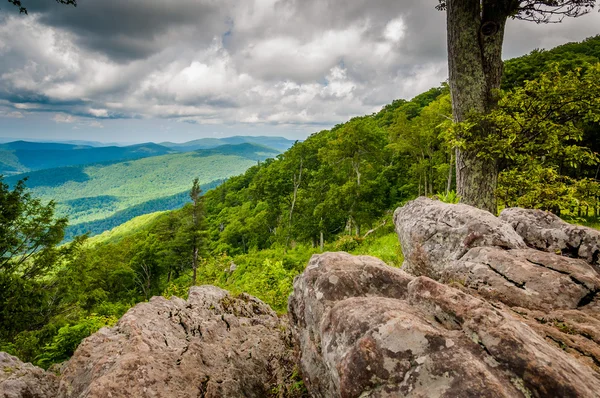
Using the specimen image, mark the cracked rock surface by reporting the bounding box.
[288,252,600,397]
[500,207,600,271]
[393,198,600,380]
[57,286,296,398]
[0,352,58,398]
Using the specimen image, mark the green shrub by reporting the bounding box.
[334,235,363,252]
[36,315,117,368]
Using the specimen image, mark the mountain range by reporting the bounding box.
[1,136,295,239]
[0,136,296,177]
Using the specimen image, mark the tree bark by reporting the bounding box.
[446,151,454,194]
[320,231,324,251]
[287,159,303,248]
[446,0,508,214]
[192,246,198,285]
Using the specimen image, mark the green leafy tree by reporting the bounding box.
[319,117,388,236]
[389,93,453,197]
[0,177,82,340]
[449,64,600,213]
[438,0,596,212]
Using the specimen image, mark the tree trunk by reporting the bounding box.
[446,151,454,194]
[287,159,303,248]
[447,0,508,214]
[320,231,324,251]
[192,246,198,285]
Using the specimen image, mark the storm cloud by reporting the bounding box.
[0,0,598,142]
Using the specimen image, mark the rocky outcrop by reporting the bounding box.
[391,198,600,383]
[0,352,58,398]
[500,207,600,270]
[288,252,600,397]
[394,198,600,311]
[5,198,600,398]
[58,286,298,398]
[394,197,526,279]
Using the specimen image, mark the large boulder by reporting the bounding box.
[500,207,600,270]
[443,247,600,311]
[288,252,600,397]
[58,286,298,398]
[0,352,59,398]
[395,198,600,312]
[393,198,600,382]
[394,197,526,279]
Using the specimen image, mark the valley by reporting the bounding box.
[2,139,293,239]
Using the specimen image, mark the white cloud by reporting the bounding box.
[88,120,104,128]
[53,113,77,123]
[384,18,406,42]
[88,108,109,117]
[1,111,24,118]
[1,0,599,140]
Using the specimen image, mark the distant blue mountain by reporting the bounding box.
[160,136,297,152]
[0,141,176,176]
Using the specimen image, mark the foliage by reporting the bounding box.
[503,35,600,91]
[448,64,600,213]
[9,0,77,15]
[0,177,85,342]
[435,190,460,204]
[35,315,117,368]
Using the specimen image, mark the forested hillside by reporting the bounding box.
[5,143,280,237]
[1,35,599,370]
[0,141,176,176]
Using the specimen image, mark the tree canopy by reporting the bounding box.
[8,0,76,14]
[440,0,597,213]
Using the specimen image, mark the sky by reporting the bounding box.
[0,0,599,144]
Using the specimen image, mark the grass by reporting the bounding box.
[351,232,404,267]
[87,211,167,245]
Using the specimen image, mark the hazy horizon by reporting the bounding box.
[0,133,299,146]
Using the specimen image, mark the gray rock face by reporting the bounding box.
[500,207,600,270]
[391,198,600,387]
[288,252,600,397]
[395,197,600,312]
[394,197,526,279]
[0,352,58,398]
[58,286,298,398]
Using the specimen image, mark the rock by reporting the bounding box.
[395,198,600,312]
[58,285,298,398]
[0,352,59,398]
[443,247,600,311]
[500,207,600,270]
[288,252,600,397]
[392,197,600,385]
[394,197,526,279]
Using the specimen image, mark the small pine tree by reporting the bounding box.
[188,178,207,285]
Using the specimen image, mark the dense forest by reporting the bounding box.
[1,35,600,369]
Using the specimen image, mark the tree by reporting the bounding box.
[8,0,76,15]
[0,177,81,340]
[188,178,207,285]
[0,178,68,278]
[438,0,596,213]
[319,117,388,236]
[449,64,600,213]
